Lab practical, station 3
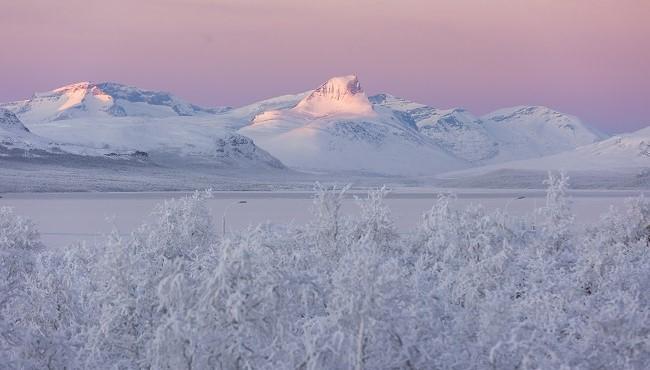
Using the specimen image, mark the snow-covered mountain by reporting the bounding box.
[1,107,69,156]
[444,126,649,176]
[482,106,608,162]
[4,77,641,185]
[0,108,146,161]
[0,82,228,124]
[433,126,649,188]
[0,83,286,169]
[239,76,467,175]
[370,94,606,163]
[24,114,284,169]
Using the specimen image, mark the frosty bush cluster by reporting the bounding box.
[1,175,649,369]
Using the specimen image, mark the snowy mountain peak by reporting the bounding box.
[294,75,374,116]
[50,81,93,94]
[1,82,225,124]
[314,75,363,98]
[0,108,29,132]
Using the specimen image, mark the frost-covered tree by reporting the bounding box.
[2,175,649,369]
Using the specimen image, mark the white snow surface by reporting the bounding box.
[0,109,51,154]
[0,108,113,157]
[441,126,650,178]
[223,92,309,128]
[27,115,283,168]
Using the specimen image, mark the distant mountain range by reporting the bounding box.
[1,76,647,184]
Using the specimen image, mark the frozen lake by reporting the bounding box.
[1,189,646,248]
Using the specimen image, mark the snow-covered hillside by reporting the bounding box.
[482,106,607,162]
[28,115,284,169]
[239,76,467,175]
[371,94,606,163]
[224,92,309,126]
[0,108,147,161]
[443,126,650,177]
[0,108,30,133]
[0,82,228,123]
[0,108,46,155]
[0,82,288,170]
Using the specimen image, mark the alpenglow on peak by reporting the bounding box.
[293,75,374,117]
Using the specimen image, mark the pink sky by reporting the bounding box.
[1,0,649,132]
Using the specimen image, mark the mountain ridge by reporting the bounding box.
[1,81,229,123]
[370,93,607,164]
[2,77,641,181]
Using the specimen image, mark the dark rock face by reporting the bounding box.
[640,141,650,157]
[215,134,285,169]
[0,108,29,132]
[308,75,364,102]
[96,82,207,116]
[104,150,150,161]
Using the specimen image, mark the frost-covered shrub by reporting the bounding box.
[535,171,575,254]
[2,175,649,369]
[414,196,513,310]
[0,206,40,253]
[22,242,97,369]
[309,183,351,259]
[82,191,218,368]
[0,207,42,367]
[571,196,650,369]
[352,186,397,250]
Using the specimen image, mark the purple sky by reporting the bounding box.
[1,0,649,132]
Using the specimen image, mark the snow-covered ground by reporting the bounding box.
[1,189,644,247]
